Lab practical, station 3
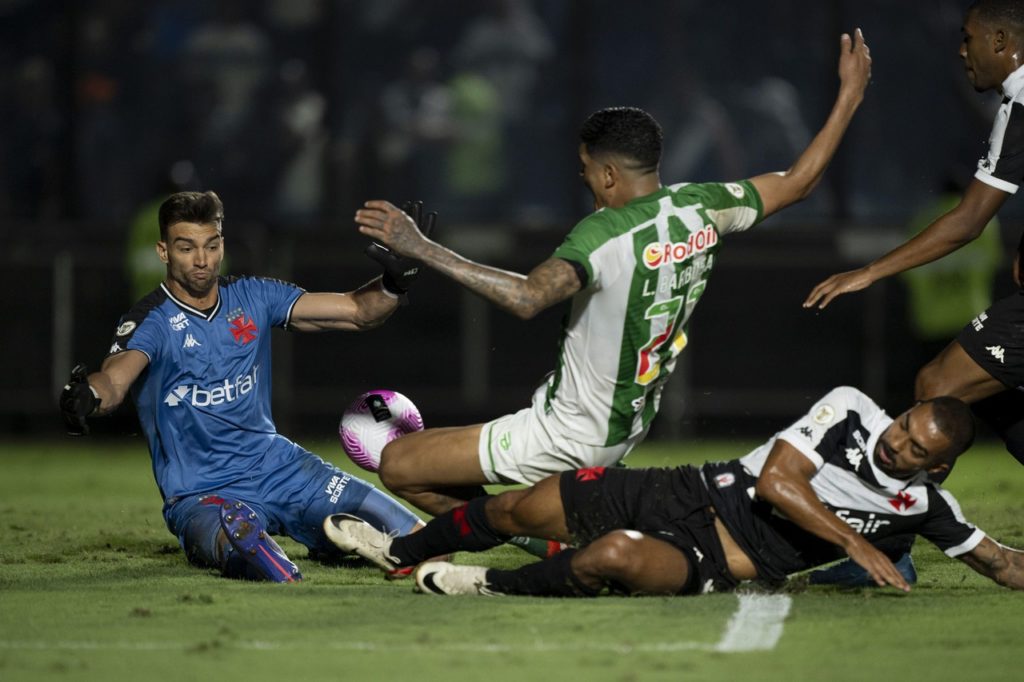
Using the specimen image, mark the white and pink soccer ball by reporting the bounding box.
[339,390,424,472]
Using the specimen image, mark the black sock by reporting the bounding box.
[485,548,600,597]
[390,496,510,566]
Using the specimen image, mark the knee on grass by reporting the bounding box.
[572,532,649,591]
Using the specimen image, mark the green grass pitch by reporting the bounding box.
[1,438,1023,681]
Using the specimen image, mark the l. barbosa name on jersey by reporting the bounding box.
[641,252,715,298]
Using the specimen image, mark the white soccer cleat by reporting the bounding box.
[323,513,402,573]
[414,561,499,596]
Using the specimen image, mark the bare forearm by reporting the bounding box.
[964,540,1024,589]
[347,282,400,329]
[758,475,862,552]
[789,90,861,196]
[290,284,399,332]
[88,371,126,415]
[864,213,985,281]
[418,241,544,319]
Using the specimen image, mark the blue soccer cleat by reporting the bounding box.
[220,500,302,583]
[808,552,917,587]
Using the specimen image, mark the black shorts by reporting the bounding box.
[957,291,1024,390]
[558,466,739,594]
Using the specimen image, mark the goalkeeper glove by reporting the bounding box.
[365,200,437,300]
[59,363,100,436]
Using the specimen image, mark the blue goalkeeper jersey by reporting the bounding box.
[106,276,304,503]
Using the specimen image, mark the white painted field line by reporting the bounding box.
[0,639,708,654]
[714,593,792,652]
[0,592,792,655]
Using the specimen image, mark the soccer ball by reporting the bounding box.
[339,390,424,472]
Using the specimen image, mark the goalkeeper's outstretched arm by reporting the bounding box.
[59,350,149,434]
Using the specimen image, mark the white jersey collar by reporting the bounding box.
[1001,63,1024,100]
[160,282,222,322]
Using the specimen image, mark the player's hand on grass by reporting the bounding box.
[803,267,875,309]
[358,200,437,297]
[59,363,100,436]
[837,28,871,101]
[845,536,911,592]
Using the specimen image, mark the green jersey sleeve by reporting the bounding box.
[669,180,764,235]
[550,210,618,288]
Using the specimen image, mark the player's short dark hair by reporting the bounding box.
[579,107,662,174]
[969,0,1024,30]
[921,396,976,461]
[158,191,224,241]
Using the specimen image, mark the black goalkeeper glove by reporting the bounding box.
[59,363,100,436]
[365,200,437,301]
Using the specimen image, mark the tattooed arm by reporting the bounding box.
[355,200,582,318]
[958,536,1024,590]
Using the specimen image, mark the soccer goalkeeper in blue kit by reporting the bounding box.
[59,191,434,582]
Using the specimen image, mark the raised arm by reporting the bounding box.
[804,179,1009,309]
[958,535,1024,590]
[355,200,581,319]
[749,29,872,218]
[288,280,400,332]
[754,438,911,591]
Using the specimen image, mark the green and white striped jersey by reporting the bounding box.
[547,180,763,446]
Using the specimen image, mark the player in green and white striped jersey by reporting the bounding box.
[353,30,873,518]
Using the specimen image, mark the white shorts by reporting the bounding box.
[477,386,645,484]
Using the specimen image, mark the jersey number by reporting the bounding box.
[635,297,687,386]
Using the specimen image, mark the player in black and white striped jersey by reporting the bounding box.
[325,387,1024,597]
[805,0,1024,463]
[702,386,978,588]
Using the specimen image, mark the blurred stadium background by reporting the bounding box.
[3,0,1022,442]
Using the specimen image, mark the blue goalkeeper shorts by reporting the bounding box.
[163,444,420,569]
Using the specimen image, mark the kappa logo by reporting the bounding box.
[844,447,864,471]
[692,546,705,563]
[183,334,202,349]
[971,312,988,331]
[987,345,1006,364]
[798,426,813,439]
[109,342,122,354]
[168,311,189,332]
[641,225,718,269]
